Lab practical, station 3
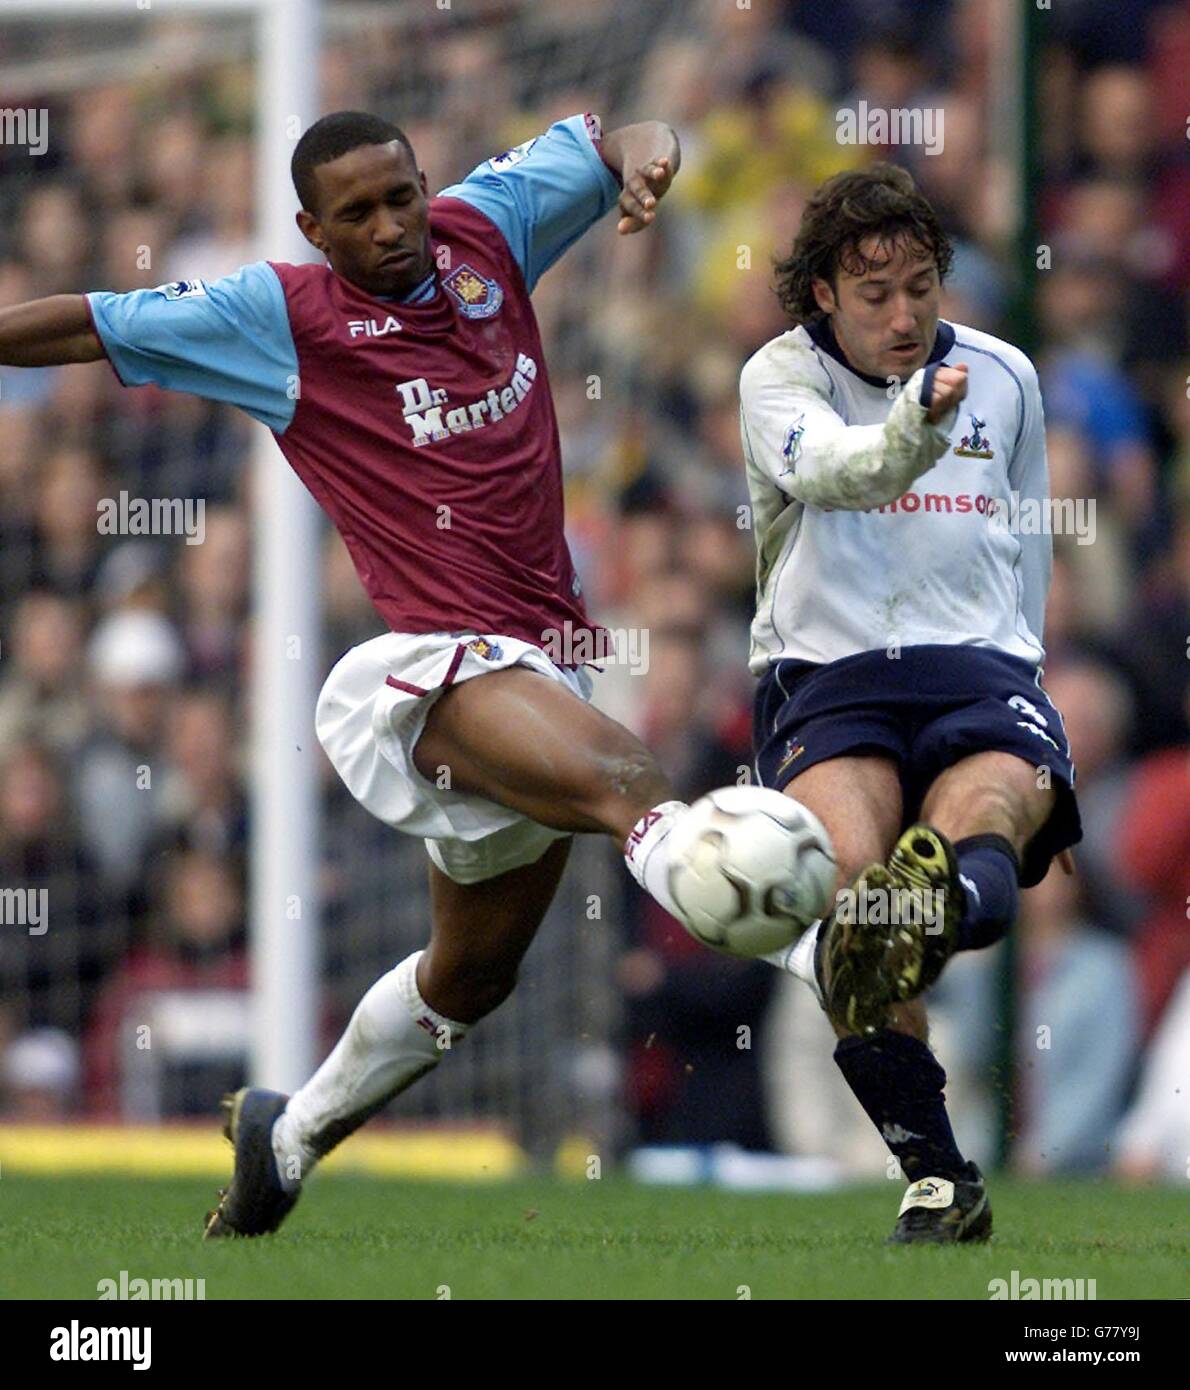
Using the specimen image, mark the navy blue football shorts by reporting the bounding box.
[752,644,1081,888]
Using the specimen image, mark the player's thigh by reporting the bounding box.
[920,750,1054,854]
[419,836,572,1022]
[412,666,672,841]
[783,754,903,888]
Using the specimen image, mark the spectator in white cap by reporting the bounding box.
[75,610,186,890]
[1,1028,81,1119]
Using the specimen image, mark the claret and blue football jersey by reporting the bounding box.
[85,114,620,651]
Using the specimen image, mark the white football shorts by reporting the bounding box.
[315,630,595,884]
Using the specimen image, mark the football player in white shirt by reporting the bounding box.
[740,164,1081,1243]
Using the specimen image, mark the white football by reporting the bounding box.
[666,786,837,958]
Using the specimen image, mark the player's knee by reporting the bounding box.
[927,766,1051,847]
[955,786,1028,846]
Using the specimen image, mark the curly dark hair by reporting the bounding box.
[773,163,953,324]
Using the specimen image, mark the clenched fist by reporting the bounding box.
[926,363,968,425]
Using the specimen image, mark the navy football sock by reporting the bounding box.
[834,1029,966,1181]
[954,833,1020,951]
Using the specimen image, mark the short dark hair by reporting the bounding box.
[773,163,953,324]
[291,111,417,213]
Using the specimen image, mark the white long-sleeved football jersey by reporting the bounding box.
[739,317,1050,674]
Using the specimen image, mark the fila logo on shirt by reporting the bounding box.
[348,315,402,338]
[394,353,539,447]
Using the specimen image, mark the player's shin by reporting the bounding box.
[270,950,467,1190]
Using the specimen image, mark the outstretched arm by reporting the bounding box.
[599,121,681,235]
[439,113,680,291]
[0,266,300,433]
[740,343,963,511]
[0,294,104,366]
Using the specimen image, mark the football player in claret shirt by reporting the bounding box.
[740,163,1083,1243]
[0,109,729,1237]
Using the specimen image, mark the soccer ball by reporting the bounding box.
[666,786,836,958]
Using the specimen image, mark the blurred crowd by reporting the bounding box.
[0,0,1186,1181]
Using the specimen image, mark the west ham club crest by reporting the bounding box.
[442,263,504,319]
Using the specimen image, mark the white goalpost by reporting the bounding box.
[6,0,323,1091]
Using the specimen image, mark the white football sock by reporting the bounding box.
[271,950,467,1190]
[760,920,824,1002]
[623,799,688,920]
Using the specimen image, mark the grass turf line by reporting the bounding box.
[1,1174,1185,1300]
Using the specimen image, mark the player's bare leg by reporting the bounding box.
[751,754,982,1241]
[921,749,1056,851]
[283,836,572,1149]
[412,664,695,925]
[207,669,688,1239]
[758,755,910,1035]
[418,837,572,1023]
[411,664,675,842]
[779,756,903,892]
[848,753,1056,1243]
[786,751,1057,1245]
[206,838,573,1239]
[873,750,1058,1008]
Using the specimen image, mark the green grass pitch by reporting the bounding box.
[2,1174,1184,1300]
